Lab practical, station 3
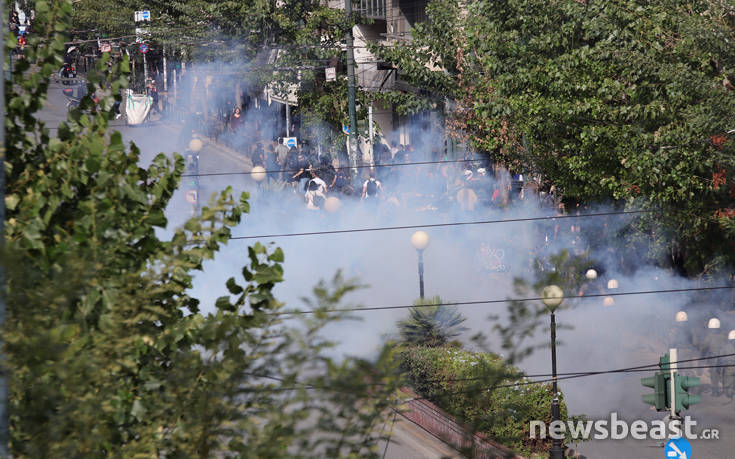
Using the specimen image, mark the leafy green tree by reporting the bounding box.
[5,1,402,456]
[397,297,468,347]
[377,0,735,275]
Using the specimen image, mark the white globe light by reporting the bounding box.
[324,196,341,213]
[541,285,564,310]
[410,231,430,251]
[675,311,688,323]
[607,279,619,289]
[585,269,598,280]
[250,165,266,182]
[708,318,721,329]
[188,138,203,153]
[603,296,615,307]
[728,330,735,340]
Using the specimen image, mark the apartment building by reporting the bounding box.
[327,0,436,151]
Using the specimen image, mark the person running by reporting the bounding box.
[361,172,383,200]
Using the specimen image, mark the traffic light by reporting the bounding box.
[641,372,668,410]
[673,374,701,413]
[185,153,199,190]
[641,353,671,411]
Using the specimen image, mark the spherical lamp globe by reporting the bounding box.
[675,311,688,323]
[188,138,203,153]
[708,318,721,329]
[541,285,564,311]
[250,165,267,182]
[410,231,430,251]
[585,269,598,280]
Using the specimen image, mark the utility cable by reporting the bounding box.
[227,209,651,242]
[240,356,735,394]
[182,158,482,178]
[244,353,735,388]
[268,285,735,316]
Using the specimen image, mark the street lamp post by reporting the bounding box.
[410,231,430,299]
[541,285,565,459]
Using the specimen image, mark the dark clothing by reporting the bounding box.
[334,171,351,190]
[320,164,337,189]
[230,114,244,132]
[266,153,280,181]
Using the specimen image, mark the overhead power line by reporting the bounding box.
[183,158,481,178]
[226,209,651,241]
[242,353,735,394]
[269,285,735,316]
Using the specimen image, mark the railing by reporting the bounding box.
[399,388,523,459]
[358,0,386,19]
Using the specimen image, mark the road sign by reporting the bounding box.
[139,43,149,54]
[342,125,350,135]
[100,42,111,53]
[665,437,692,459]
[325,67,336,82]
[185,190,198,204]
[283,137,297,149]
[135,10,151,22]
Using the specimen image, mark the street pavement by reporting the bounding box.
[380,413,462,459]
[41,81,249,174]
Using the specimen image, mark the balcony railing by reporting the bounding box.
[358,0,386,20]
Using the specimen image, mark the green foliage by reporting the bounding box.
[383,0,735,274]
[369,0,463,115]
[398,345,568,456]
[397,296,468,347]
[5,2,403,456]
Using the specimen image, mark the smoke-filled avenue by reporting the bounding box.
[7,1,735,458]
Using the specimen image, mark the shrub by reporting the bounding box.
[399,345,570,456]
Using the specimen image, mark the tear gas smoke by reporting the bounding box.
[127,63,734,422]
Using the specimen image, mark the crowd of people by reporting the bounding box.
[225,138,558,218]
[9,7,33,54]
[179,103,565,216]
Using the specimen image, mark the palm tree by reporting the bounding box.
[397,296,468,347]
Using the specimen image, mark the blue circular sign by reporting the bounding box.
[286,138,296,148]
[665,437,692,459]
[139,43,149,54]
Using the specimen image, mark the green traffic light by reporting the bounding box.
[641,372,667,411]
[674,374,701,412]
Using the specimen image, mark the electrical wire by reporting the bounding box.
[183,158,482,178]
[226,209,651,242]
[268,285,735,316]
[240,353,735,393]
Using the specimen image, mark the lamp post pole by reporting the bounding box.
[410,231,430,300]
[542,285,564,459]
[550,310,563,459]
[417,249,425,299]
